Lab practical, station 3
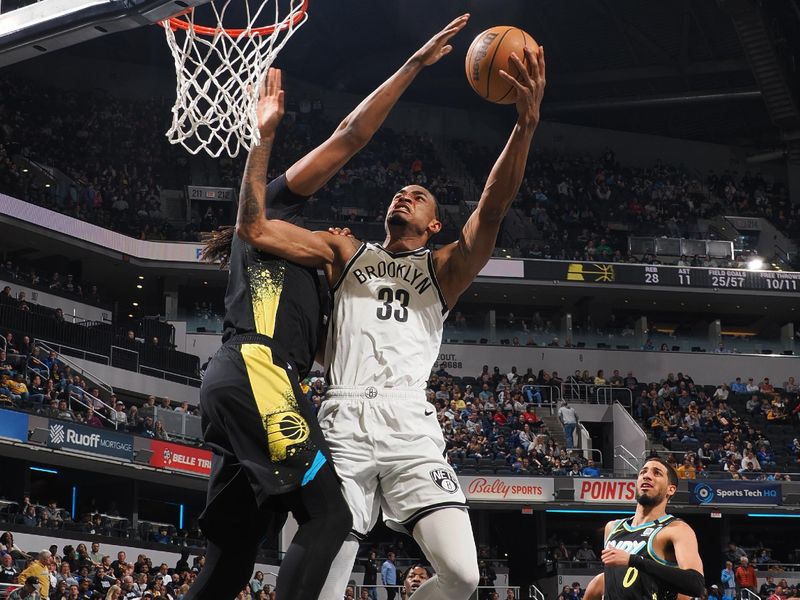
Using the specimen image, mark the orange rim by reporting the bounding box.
[163,0,308,37]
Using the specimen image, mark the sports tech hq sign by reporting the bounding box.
[691,481,781,506]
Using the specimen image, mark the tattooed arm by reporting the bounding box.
[234,68,357,269]
[235,69,282,231]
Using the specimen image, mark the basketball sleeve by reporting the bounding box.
[266,173,308,226]
[628,555,705,596]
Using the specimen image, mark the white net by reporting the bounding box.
[162,0,308,158]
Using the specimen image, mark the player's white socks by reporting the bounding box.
[317,535,359,600]
[411,507,480,600]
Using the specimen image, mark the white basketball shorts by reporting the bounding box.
[317,386,467,537]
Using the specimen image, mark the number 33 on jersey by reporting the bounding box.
[325,242,449,390]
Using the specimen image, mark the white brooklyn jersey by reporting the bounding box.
[325,242,448,389]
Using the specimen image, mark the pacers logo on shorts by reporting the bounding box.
[430,468,459,494]
[265,410,310,461]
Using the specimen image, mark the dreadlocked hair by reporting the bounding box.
[200,226,235,269]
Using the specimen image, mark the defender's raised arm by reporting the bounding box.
[234,68,355,268]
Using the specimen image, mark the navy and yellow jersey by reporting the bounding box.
[200,174,331,508]
[200,334,330,508]
[221,174,322,378]
[604,515,680,600]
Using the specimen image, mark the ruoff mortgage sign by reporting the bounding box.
[47,420,134,461]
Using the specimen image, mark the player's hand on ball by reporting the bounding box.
[327,227,354,238]
[256,67,285,137]
[498,46,546,128]
[601,547,631,567]
[411,14,470,67]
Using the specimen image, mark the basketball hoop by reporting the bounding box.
[161,0,308,158]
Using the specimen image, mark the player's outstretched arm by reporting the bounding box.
[285,14,470,197]
[235,69,356,268]
[435,46,545,307]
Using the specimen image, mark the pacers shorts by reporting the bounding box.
[317,386,467,537]
[199,333,330,537]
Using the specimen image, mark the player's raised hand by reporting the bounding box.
[256,67,285,138]
[601,547,631,568]
[327,227,354,238]
[410,14,470,67]
[498,45,546,128]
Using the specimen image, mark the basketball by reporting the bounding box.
[465,26,538,104]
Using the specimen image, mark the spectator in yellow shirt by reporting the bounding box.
[676,458,697,479]
[7,374,29,402]
[0,374,23,405]
[453,390,466,411]
[18,551,52,598]
[767,407,788,422]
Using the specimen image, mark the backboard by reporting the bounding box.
[0,0,211,67]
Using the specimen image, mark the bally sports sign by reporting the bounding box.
[574,478,637,503]
[459,476,554,503]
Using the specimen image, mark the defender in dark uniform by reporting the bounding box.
[601,458,705,600]
[185,69,350,600]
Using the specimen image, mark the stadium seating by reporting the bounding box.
[452,140,796,267]
[0,289,201,383]
[2,76,796,270]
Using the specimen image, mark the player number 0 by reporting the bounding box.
[622,566,639,588]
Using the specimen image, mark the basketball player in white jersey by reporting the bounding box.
[235,14,545,600]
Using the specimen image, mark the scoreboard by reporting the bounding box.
[186,185,234,202]
[521,261,800,293]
